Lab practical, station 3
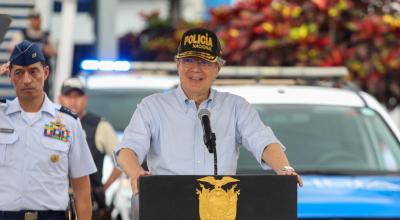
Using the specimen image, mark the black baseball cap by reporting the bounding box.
[175,28,223,63]
[61,77,85,95]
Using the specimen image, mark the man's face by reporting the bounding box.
[9,62,48,100]
[176,57,220,98]
[29,17,41,31]
[59,90,87,116]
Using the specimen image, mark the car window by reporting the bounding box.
[361,107,400,170]
[237,104,400,173]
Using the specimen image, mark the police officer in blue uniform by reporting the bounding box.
[0,40,97,220]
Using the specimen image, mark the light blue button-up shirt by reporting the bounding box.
[115,85,284,175]
[0,96,97,211]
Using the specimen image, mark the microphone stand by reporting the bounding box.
[206,132,217,176]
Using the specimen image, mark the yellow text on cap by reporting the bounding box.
[184,34,213,47]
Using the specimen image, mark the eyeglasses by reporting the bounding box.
[179,57,217,69]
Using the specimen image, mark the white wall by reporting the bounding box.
[181,0,204,23]
[47,0,210,45]
[116,0,207,37]
[34,0,51,30]
[50,12,95,44]
[116,0,168,37]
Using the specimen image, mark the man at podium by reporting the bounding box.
[113,28,303,219]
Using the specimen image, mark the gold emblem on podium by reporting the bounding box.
[196,176,240,220]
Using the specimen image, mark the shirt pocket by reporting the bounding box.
[0,132,18,166]
[40,137,70,175]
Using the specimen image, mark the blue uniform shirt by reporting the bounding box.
[114,85,284,175]
[0,96,97,211]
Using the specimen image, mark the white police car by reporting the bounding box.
[84,65,400,219]
[215,68,400,219]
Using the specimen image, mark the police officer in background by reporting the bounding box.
[8,11,56,58]
[59,78,121,220]
[0,40,96,220]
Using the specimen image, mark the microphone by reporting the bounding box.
[198,109,216,153]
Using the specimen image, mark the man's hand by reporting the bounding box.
[277,166,303,187]
[117,148,151,195]
[130,168,151,195]
[262,143,303,187]
[0,62,10,76]
[43,44,56,57]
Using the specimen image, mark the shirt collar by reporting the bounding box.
[6,94,57,117]
[40,95,57,117]
[208,88,216,103]
[5,98,20,115]
[175,84,188,104]
[175,84,216,110]
[204,88,217,110]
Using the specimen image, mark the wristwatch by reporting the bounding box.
[282,166,295,172]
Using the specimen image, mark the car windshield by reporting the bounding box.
[238,104,400,174]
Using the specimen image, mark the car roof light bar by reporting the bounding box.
[81,60,131,71]
[218,66,349,79]
[128,62,348,79]
[83,61,348,80]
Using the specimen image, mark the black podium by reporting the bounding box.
[139,175,297,220]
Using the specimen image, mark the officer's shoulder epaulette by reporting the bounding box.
[59,106,78,119]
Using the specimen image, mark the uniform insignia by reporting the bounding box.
[32,52,37,58]
[44,120,71,142]
[196,176,240,220]
[50,154,60,163]
[0,128,14,133]
[59,106,78,119]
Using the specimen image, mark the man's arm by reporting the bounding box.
[71,176,92,220]
[262,143,303,187]
[42,38,57,57]
[95,120,122,191]
[103,168,122,191]
[117,148,150,195]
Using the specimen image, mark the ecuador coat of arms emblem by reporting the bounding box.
[196,176,241,220]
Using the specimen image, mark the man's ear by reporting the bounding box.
[43,65,50,80]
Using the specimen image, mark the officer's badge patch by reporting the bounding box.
[44,121,71,142]
[196,176,240,220]
[50,154,60,163]
[32,52,37,58]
